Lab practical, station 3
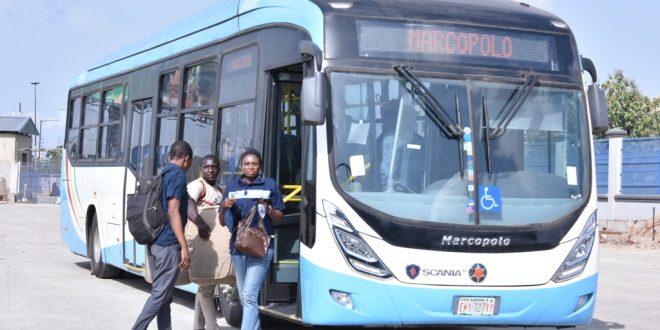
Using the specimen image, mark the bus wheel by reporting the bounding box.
[218,285,242,328]
[89,214,121,279]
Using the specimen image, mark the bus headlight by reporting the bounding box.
[323,200,392,278]
[552,212,597,282]
[334,229,378,262]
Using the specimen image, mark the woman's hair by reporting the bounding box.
[239,148,262,165]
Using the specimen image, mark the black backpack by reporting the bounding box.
[126,171,168,245]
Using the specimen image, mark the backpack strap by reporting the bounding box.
[197,178,207,204]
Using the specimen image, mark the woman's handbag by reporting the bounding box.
[234,204,270,258]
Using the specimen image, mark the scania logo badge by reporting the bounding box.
[405,264,421,279]
[469,263,487,283]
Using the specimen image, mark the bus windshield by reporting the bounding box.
[330,71,589,226]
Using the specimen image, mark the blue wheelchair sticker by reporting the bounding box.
[479,185,502,213]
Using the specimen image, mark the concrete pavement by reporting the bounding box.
[1,203,658,329]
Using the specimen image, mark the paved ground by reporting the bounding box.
[0,203,658,329]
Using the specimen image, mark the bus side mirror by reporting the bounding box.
[588,84,609,131]
[582,57,609,131]
[300,40,326,125]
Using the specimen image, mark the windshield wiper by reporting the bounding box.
[489,74,538,139]
[393,65,463,138]
[482,96,493,179]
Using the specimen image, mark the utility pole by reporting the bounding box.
[31,82,40,155]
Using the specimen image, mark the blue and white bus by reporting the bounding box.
[61,0,608,327]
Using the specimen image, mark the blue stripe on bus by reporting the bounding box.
[104,239,130,270]
[101,239,198,294]
[300,256,596,326]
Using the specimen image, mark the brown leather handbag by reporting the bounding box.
[234,205,270,258]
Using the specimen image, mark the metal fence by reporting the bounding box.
[594,139,609,195]
[18,159,61,203]
[595,136,660,196]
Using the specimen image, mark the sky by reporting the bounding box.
[1,0,659,151]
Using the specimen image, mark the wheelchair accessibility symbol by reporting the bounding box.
[479,186,502,213]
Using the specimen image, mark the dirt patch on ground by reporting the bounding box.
[600,219,660,249]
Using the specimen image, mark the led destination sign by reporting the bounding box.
[357,20,559,71]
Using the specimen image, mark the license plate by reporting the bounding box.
[453,296,499,316]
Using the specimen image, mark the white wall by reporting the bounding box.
[0,134,17,161]
[0,133,32,163]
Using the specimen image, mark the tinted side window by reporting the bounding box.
[99,86,124,160]
[159,71,180,115]
[82,92,100,126]
[181,60,219,180]
[80,127,98,160]
[183,108,215,181]
[156,70,181,172]
[219,46,257,105]
[216,102,255,185]
[129,99,153,176]
[67,98,82,159]
[80,92,100,160]
[183,61,217,109]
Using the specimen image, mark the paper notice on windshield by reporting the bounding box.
[347,122,370,145]
[566,166,578,186]
[349,155,366,177]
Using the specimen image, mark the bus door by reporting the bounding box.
[123,99,154,271]
[263,67,303,310]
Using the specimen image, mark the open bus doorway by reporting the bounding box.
[217,64,304,327]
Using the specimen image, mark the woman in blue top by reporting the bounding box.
[218,148,284,330]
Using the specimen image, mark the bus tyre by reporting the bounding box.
[218,285,242,328]
[89,214,121,279]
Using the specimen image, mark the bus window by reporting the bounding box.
[80,92,100,160]
[159,71,180,115]
[182,60,218,179]
[155,116,178,172]
[129,99,153,177]
[219,46,257,105]
[67,98,82,160]
[156,70,181,172]
[183,60,217,109]
[216,102,255,186]
[99,86,123,160]
[183,108,215,181]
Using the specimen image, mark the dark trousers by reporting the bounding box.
[132,244,181,330]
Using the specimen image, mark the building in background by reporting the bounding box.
[0,116,39,201]
[0,116,38,164]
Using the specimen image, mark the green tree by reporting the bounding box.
[602,71,659,137]
[46,145,64,160]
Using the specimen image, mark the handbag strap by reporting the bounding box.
[243,204,268,229]
[232,203,268,235]
[232,203,256,233]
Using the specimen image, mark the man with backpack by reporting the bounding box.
[133,141,193,330]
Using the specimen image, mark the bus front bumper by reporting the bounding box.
[300,257,597,327]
